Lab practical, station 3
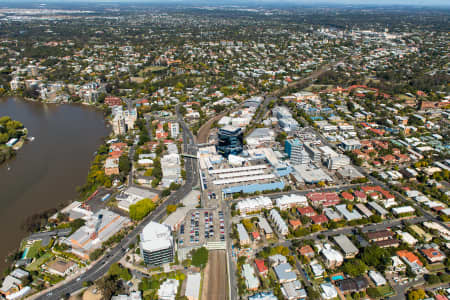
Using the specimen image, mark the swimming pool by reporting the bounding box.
[21,247,29,259]
[332,275,344,281]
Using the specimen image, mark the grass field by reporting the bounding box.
[369,284,395,298]
[26,252,53,271]
[426,263,445,272]
[27,241,42,259]
[396,94,415,101]
[138,66,167,76]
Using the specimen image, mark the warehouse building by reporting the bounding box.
[293,165,333,184]
[67,209,129,260]
[116,187,159,212]
[223,181,285,196]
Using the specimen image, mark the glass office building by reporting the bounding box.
[216,126,243,157]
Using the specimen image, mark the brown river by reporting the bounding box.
[0,97,110,272]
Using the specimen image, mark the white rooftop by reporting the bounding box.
[157,279,179,300]
[369,270,387,286]
[184,273,201,300]
[321,283,338,299]
[140,222,173,252]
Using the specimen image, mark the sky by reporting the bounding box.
[1,0,449,7]
[86,0,450,6]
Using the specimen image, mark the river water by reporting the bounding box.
[0,97,110,272]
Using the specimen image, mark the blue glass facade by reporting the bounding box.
[284,139,302,158]
[216,126,243,157]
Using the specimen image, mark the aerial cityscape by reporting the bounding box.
[0,1,449,300]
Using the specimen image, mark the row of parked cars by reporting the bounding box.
[219,211,225,241]
[178,210,227,246]
[204,211,214,239]
[189,211,201,244]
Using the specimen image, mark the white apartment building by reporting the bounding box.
[161,153,181,187]
[275,194,308,210]
[321,244,344,268]
[269,209,288,236]
[236,197,273,216]
[169,122,179,138]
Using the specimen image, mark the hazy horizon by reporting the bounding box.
[0,0,449,7]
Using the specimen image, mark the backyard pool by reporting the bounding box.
[332,275,344,281]
[21,247,29,259]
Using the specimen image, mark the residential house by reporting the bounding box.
[298,245,315,258]
[47,259,76,277]
[336,276,369,294]
[281,280,307,300]
[321,245,344,269]
[311,214,328,225]
[297,207,317,217]
[320,283,338,300]
[242,264,260,291]
[397,250,425,275]
[273,263,297,284]
[420,248,446,263]
[369,270,387,286]
[255,259,268,277]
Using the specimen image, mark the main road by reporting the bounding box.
[35,106,198,300]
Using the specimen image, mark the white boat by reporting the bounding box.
[27,136,35,142]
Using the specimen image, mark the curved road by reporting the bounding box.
[36,106,198,300]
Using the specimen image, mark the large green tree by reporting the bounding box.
[119,155,131,174]
[191,247,209,269]
[129,198,155,221]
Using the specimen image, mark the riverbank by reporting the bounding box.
[0,115,29,164]
[11,129,28,151]
[14,92,106,108]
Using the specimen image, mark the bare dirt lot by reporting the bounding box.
[81,287,103,300]
[201,250,228,300]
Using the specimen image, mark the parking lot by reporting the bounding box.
[178,209,226,248]
[84,188,115,213]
